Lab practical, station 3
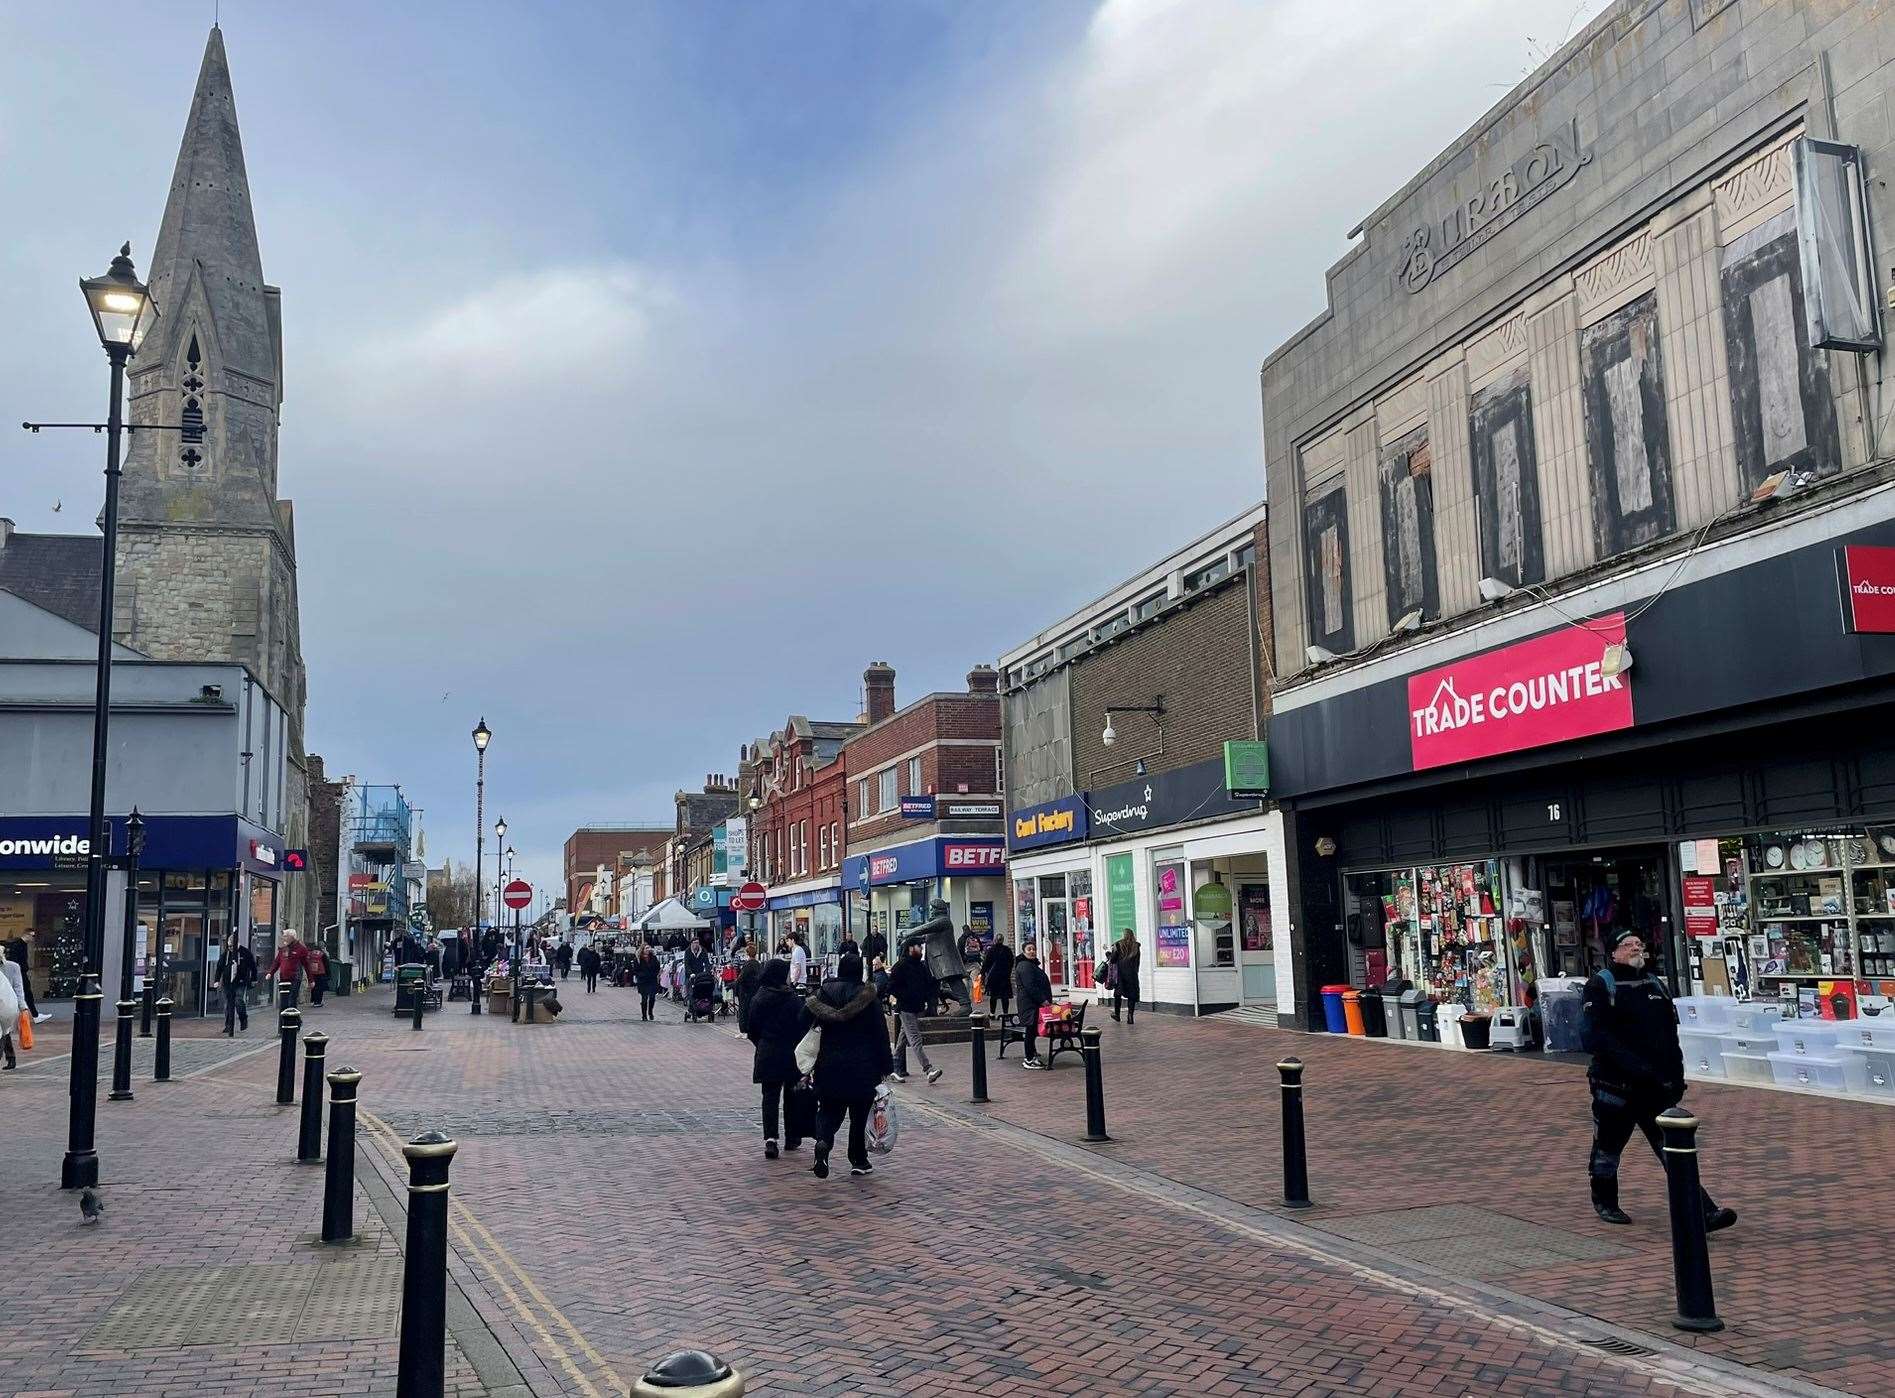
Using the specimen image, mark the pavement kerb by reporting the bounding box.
[894,1086,1855,1398]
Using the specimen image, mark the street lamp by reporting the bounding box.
[64,244,159,1192]
[109,808,145,1103]
[471,719,490,1015]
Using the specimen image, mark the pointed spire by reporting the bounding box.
[144,26,271,380]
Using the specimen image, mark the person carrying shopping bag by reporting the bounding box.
[803,953,893,1178]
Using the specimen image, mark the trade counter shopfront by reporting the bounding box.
[1271,505,1895,1055]
[0,814,286,1018]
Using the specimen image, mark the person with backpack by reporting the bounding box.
[1581,929,1736,1231]
[803,953,893,1178]
[1012,940,1053,1070]
[746,959,809,1159]
[979,934,1014,1025]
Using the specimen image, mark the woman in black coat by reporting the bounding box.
[979,936,1015,1023]
[803,954,894,1178]
[633,947,662,1020]
[746,960,808,1157]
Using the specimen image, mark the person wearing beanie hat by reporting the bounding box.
[1580,929,1736,1231]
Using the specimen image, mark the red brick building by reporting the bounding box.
[842,663,1008,950]
[562,825,669,918]
[743,713,861,955]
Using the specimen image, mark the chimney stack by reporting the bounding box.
[0,518,13,551]
[864,662,897,725]
[966,664,999,695]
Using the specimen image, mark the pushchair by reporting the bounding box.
[686,969,719,1022]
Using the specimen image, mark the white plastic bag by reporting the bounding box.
[867,1083,899,1155]
[793,1025,821,1075]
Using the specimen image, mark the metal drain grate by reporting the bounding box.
[85,1261,401,1349]
[1583,1336,1658,1358]
[1304,1204,1632,1281]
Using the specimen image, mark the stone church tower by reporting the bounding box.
[117,27,312,934]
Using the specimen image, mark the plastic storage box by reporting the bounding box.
[1841,1045,1895,1096]
[1722,1051,1775,1085]
[1679,1027,1727,1078]
[1767,1050,1866,1094]
[1772,1019,1849,1057]
[1489,1006,1533,1050]
[1674,995,1738,1032]
[1437,1002,1466,1049]
[1730,1001,1790,1035]
[1835,1019,1895,1051]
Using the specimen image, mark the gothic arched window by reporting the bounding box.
[180,332,205,468]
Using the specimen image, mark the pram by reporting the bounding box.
[686,969,719,1022]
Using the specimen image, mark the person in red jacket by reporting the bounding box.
[269,930,311,1007]
[305,941,329,1007]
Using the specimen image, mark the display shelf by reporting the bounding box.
[1740,833,1895,1004]
[1757,915,1849,923]
[1758,970,1838,978]
[1754,868,1848,879]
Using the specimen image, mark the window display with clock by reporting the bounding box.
[1746,827,1895,1014]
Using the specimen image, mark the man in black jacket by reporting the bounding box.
[887,941,943,1084]
[1582,929,1736,1230]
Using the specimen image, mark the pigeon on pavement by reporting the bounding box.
[79,1188,104,1224]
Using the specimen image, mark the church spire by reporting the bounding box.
[143,25,272,383]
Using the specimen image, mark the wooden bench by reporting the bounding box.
[995,1002,1086,1064]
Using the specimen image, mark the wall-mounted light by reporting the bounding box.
[1313,836,1338,858]
[1601,642,1634,678]
[1391,609,1423,635]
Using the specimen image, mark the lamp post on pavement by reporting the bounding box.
[471,721,489,1012]
[59,245,160,1190]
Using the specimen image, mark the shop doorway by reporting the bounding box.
[1537,846,1674,983]
[1043,883,1070,991]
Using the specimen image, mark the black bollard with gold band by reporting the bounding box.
[630,1351,746,1397]
[968,1013,990,1103]
[1658,1108,1723,1332]
[1081,1026,1110,1141]
[109,999,136,1101]
[1277,1057,1311,1209]
[154,996,173,1081]
[321,1067,361,1243]
[397,1131,458,1398]
[276,1004,302,1104]
[298,1031,328,1163]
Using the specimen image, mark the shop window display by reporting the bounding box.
[1744,827,1895,1016]
[1345,861,1509,1010]
[1071,870,1095,990]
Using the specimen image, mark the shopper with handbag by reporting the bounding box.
[0,945,22,1069]
[747,959,809,1159]
[1012,940,1053,1069]
[1111,929,1141,1024]
[803,953,894,1178]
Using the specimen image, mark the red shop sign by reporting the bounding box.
[1840,545,1895,633]
[1407,612,1634,771]
[1682,875,1718,938]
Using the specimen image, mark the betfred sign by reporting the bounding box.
[1841,545,1895,632]
[941,841,1005,870]
[1407,612,1634,771]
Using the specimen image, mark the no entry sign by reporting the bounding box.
[503,879,533,910]
[731,881,767,912]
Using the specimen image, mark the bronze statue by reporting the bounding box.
[898,899,970,1012]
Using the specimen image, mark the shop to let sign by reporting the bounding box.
[1840,545,1895,632]
[1406,612,1634,771]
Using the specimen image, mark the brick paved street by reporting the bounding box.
[0,982,1865,1397]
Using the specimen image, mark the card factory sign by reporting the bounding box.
[1407,612,1634,771]
[1395,117,1592,295]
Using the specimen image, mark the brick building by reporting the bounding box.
[305,755,346,954]
[665,777,740,920]
[563,825,669,917]
[842,663,1008,951]
[744,714,861,955]
[1001,503,1284,1016]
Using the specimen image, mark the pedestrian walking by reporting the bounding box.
[269,930,310,1007]
[1012,940,1052,1070]
[578,944,601,993]
[556,941,573,980]
[887,940,943,1084]
[862,926,887,967]
[747,959,809,1159]
[979,934,1015,1025]
[634,946,661,1021]
[0,945,21,1069]
[305,941,328,1007]
[736,942,764,1033]
[1111,928,1140,1024]
[4,936,47,1023]
[869,955,890,1010]
[219,931,252,1034]
[787,933,810,988]
[803,953,893,1178]
[1582,930,1737,1231]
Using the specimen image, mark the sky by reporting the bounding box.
[0,0,1609,899]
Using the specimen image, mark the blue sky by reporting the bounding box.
[0,0,1608,897]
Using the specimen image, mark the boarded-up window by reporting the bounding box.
[1378,426,1437,627]
[1302,486,1353,653]
[1721,209,1840,491]
[1581,292,1674,556]
[1469,371,1544,587]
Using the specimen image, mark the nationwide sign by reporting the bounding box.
[1840,545,1895,633]
[1406,612,1634,771]
[0,834,88,858]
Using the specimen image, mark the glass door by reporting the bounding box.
[1044,897,1070,991]
[1238,880,1275,1006]
[1070,870,1096,992]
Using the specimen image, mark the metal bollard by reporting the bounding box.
[968,1012,990,1104]
[1277,1057,1311,1209]
[139,981,155,1037]
[109,999,136,1102]
[629,1350,746,1397]
[412,984,425,1031]
[397,1131,458,1398]
[276,1004,302,1105]
[1659,1108,1723,1332]
[298,1031,329,1163]
[321,1067,361,1243]
[1080,1026,1110,1142]
[154,997,173,1082]
[470,964,482,1015]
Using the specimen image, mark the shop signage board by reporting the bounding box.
[282,849,309,871]
[1091,757,1257,839]
[1105,854,1137,941]
[899,795,936,820]
[1406,611,1634,771]
[940,841,1005,871]
[1840,545,1895,632]
[1008,795,1088,851]
[845,837,1007,886]
[1222,741,1270,798]
[942,800,1002,819]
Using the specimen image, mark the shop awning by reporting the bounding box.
[634,897,712,931]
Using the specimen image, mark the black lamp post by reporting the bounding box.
[109,807,146,1102]
[63,246,159,1190]
[471,719,489,1003]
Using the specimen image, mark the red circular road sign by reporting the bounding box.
[731,881,767,912]
[503,879,533,910]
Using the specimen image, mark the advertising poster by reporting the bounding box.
[1240,885,1272,952]
[1105,854,1137,942]
[1156,924,1191,967]
[1682,875,1718,938]
[969,901,994,950]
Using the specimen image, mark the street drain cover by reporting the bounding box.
[85,1260,401,1349]
[1585,1336,1658,1358]
[1304,1204,1632,1280]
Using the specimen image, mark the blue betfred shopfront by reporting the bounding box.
[842,835,1010,954]
[0,814,286,1018]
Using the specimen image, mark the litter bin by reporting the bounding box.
[393,963,427,1015]
[1397,988,1425,1040]
[1341,991,1366,1035]
[1319,984,1351,1033]
[1358,988,1388,1037]
[1382,983,1410,1040]
[1438,1002,1466,1049]
[1460,1012,1493,1050]
[1415,998,1440,1042]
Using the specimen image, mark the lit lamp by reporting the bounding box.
[80,244,160,354]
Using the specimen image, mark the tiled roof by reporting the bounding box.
[0,531,102,631]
